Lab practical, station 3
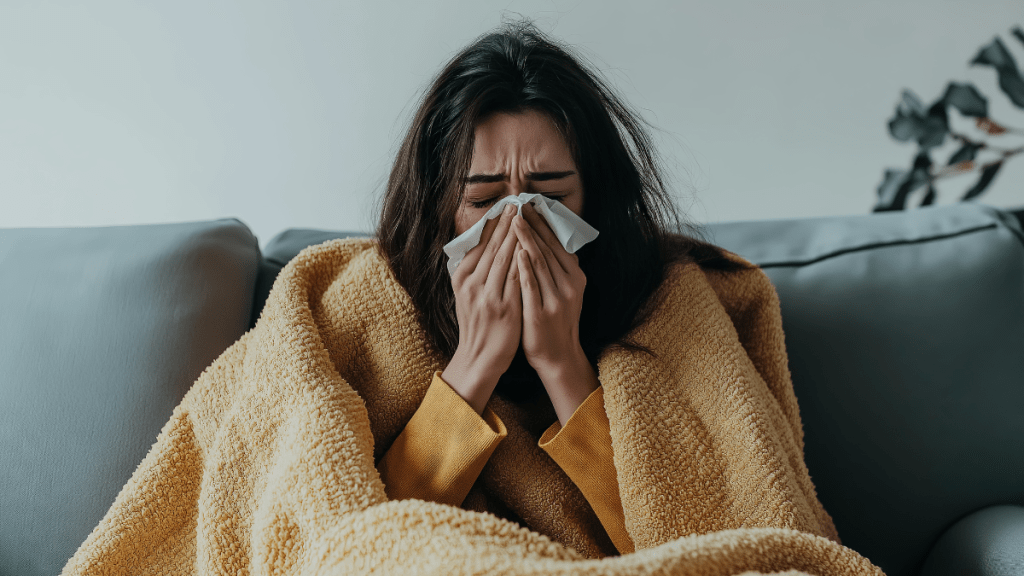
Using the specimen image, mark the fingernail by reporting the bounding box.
[503,204,515,216]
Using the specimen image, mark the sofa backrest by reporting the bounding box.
[258,203,1024,576]
[0,220,260,576]
[706,203,1024,576]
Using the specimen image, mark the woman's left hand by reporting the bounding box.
[513,203,599,425]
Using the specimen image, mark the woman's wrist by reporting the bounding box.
[441,349,506,415]
[534,346,600,426]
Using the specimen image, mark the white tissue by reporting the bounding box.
[443,193,599,275]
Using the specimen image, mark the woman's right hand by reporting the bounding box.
[441,204,522,414]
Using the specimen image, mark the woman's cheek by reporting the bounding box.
[454,207,475,236]
[566,194,584,218]
[456,206,493,235]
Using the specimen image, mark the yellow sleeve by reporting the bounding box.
[377,371,507,507]
[539,386,635,554]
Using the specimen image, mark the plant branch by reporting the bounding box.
[929,145,1023,181]
[949,130,1023,155]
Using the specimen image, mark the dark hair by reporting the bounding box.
[378,21,744,363]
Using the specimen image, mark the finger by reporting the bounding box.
[473,204,517,281]
[486,218,519,292]
[457,215,500,280]
[517,250,542,310]
[521,203,577,274]
[514,215,559,295]
[505,243,523,303]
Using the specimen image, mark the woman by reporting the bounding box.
[65,21,867,576]
[367,19,845,559]
[373,22,752,556]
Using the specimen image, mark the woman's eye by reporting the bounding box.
[468,197,500,209]
[467,193,566,208]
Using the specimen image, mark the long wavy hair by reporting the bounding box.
[378,21,744,369]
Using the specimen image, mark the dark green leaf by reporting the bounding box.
[875,153,932,211]
[912,150,934,172]
[962,162,1003,200]
[920,185,937,206]
[917,120,947,150]
[887,89,948,148]
[970,38,1024,108]
[921,101,948,148]
[941,82,988,117]
[888,115,918,141]
[947,142,983,165]
[972,37,1016,68]
[996,67,1024,108]
[1012,26,1024,48]
[875,169,912,211]
[899,89,927,115]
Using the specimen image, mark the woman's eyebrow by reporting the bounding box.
[527,170,576,181]
[463,170,577,184]
[463,173,505,184]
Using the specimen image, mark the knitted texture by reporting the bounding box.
[63,238,881,576]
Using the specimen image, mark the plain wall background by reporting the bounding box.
[1,0,1022,245]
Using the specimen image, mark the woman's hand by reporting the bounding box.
[513,203,599,425]
[442,204,523,415]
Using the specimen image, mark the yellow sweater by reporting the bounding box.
[377,372,633,553]
[63,238,881,576]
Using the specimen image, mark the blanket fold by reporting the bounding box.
[63,238,882,576]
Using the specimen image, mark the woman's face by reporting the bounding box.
[454,110,584,235]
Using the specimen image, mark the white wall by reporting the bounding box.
[1,0,1021,245]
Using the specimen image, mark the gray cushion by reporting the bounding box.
[919,505,1024,576]
[262,228,367,265]
[0,219,259,576]
[707,204,1024,576]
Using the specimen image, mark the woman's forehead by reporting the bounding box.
[469,111,575,174]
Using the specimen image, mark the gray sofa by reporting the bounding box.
[3,203,1022,576]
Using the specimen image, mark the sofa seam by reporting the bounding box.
[757,223,1002,269]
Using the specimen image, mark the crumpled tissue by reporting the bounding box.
[443,193,599,275]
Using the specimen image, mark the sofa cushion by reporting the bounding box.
[919,505,1024,576]
[707,203,1024,576]
[0,219,259,576]
[262,228,368,265]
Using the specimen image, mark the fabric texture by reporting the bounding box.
[377,372,508,507]
[538,385,633,554]
[378,372,631,553]
[63,238,880,576]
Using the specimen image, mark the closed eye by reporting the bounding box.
[468,196,501,209]
[466,193,568,209]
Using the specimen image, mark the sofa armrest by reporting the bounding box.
[0,219,259,576]
[919,505,1024,576]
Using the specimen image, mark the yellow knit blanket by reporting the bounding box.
[64,238,882,575]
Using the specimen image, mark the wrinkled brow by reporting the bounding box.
[463,170,576,184]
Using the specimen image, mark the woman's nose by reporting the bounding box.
[508,174,529,196]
